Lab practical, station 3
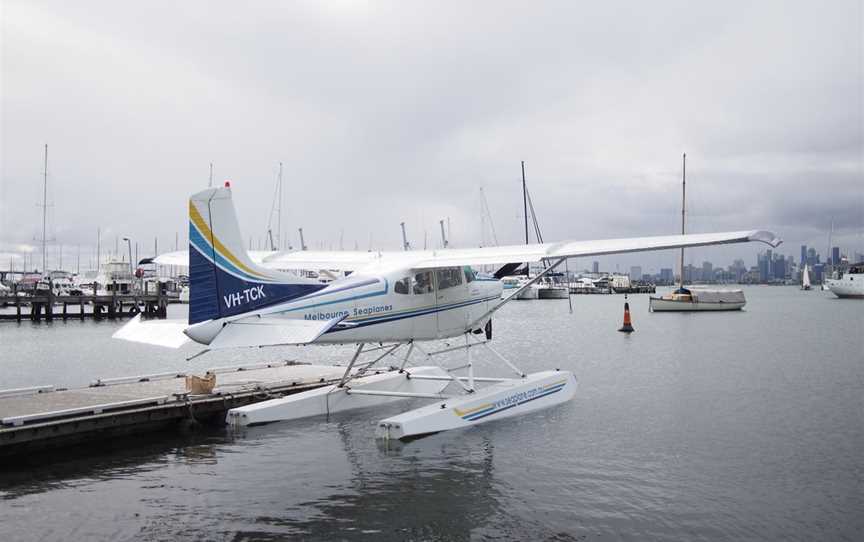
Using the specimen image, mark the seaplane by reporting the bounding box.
[114,182,781,440]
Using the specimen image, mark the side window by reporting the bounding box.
[412,271,433,294]
[394,277,410,294]
[436,267,463,290]
[464,267,475,283]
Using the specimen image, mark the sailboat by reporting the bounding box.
[801,264,812,290]
[516,162,568,300]
[649,154,747,312]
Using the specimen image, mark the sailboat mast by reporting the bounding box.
[41,144,48,274]
[277,161,283,250]
[522,161,529,277]
[679,153,686,289]
[521,161,528,245]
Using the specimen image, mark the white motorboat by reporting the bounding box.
[825,263,864,299]
[95,261,135,294]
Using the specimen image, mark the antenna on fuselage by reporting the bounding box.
[400,222,411,251]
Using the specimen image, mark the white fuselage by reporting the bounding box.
[188,266,503,345]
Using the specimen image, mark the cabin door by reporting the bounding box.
[434,267,468,336]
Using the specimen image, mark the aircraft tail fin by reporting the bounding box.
[188,185,324,324]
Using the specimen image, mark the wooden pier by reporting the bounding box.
[0,290,173,321]
[0,362,349,458]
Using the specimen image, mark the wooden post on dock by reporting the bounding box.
[109,282,117,319]
[158,282,166,318]
[45,282,54,322]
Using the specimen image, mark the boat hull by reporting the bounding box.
[825,279,864,298]
[649,297,745,311]
[225,366,451,426]
[516,287,539,300]
[375,370,576,440]
[538,287,569,299]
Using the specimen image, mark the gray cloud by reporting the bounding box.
[1,0,862,272]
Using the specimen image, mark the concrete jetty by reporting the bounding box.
[0,361,351,458]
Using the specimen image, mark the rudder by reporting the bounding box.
[188,185,324,324]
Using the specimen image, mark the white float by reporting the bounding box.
[375,370,577,440]
[226,365,451,426]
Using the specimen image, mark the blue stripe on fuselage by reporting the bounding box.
[326,294,500,332]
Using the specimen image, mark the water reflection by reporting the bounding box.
[242,422,503,541]
[0,431,209,499]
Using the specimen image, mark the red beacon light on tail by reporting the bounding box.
[224,180,231,188]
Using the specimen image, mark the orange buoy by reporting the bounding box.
[618,297,634,333]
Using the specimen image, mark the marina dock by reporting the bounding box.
[0,361,349,458]
[0,291,174,321]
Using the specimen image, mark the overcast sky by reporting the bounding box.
[1,1,862,274]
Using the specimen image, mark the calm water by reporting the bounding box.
[1,287,862,541]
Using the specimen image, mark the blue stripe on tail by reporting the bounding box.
[188,245,326,325]
[189,244,221,324]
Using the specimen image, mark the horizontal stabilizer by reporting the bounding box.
[112,315,191,349]
[208,314,349,350]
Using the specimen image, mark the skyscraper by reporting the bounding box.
[592,261,599,274]
[702,261,713,282]
[801,245,807,267]
[832,246,840,266]
[758,252,769,283]
[660,268,673,284]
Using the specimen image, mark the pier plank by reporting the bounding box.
[0,362,352,457]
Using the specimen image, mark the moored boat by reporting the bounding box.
[649,287,746,311]
[825,263,864,298]
[648,153,748,312]
[537,278,569,299]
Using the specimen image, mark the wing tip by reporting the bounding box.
[749,230,783,248]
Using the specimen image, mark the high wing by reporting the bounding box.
[154,250,277,267]
[153,249,375,272]
[407,230,781,269]
[153,230,780,272]
[260,250,381,271]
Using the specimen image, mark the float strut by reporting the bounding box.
[338,343,365,387]
[398,341,415,372]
